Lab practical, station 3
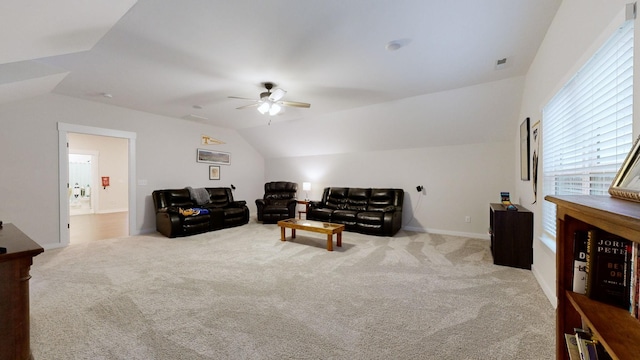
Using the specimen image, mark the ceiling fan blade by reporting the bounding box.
[228,96,257,101]
[279,100,311,108]
[269,88,286,101]
[236,103,260,110]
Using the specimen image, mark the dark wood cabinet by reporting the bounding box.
[489,203,533,269]
[546,195,640,360]
[0,224,44,360]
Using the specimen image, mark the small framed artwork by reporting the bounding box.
[197,148,231,165]
[609,135,640,202]
[209,166,220,180]
[520,117,530,181]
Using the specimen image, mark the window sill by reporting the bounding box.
[538,233,556,254]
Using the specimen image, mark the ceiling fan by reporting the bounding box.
[228,82,311,116]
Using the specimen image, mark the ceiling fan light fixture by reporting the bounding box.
[257,102,270,114]
[269,103,281,116]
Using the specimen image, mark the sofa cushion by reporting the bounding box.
[162,189,194,208]
[309,208,333,222]
[332,210,359,225]
[346,188,371,211]
[223,207,246,217]
[206,188,232,208]
[325,187,349,210]
[367,189,397,211]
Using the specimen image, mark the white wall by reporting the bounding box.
[516,0,635,306]
[266,135,515,239]
[0,93,265,248]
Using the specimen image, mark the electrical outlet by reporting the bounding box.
[465,216,471,223]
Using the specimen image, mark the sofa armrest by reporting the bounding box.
[308,201,323,210]
[156,211,182,238]
[229,200,247,207]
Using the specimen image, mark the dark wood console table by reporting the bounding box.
[0,224,44,360]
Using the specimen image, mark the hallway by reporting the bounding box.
[70,212,128,244]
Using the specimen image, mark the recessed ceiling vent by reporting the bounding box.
[183,114,208,122]
[495,57,510,70]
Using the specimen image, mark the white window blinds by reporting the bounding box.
[542,20,634,243]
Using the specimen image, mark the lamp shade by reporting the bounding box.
[302,182,311,191]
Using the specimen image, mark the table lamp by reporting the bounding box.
[302,182,311,201]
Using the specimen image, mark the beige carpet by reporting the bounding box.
[30,221,555,359]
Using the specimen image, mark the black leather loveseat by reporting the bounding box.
[307,187,404,236]
[152,187,249,238]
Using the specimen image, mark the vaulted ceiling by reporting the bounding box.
[1,0,561,157]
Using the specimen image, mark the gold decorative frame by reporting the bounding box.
[609,135,640,202]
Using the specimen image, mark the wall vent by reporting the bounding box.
[183,114,209,122]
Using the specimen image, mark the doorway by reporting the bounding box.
[58,123,137,247]
[68,133,129,244]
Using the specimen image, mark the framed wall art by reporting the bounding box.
[520,117,530,181]
[609,135,640,202]
[197,148,230,165]
[209,166,220,180]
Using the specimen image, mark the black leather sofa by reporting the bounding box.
[152,187,249,238]
[307,187,404,236]
[255,181,298,223]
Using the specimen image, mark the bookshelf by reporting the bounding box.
[546,195,640,360]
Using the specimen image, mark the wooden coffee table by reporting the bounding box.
[277,218,344,251]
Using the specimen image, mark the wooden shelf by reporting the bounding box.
[546,195,640,360]
[567,291,640,360]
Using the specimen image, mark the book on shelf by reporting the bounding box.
[573,328,612,360]
[631,242,638,317]
[564,333,581,360]
[574,328,597,360]
[572,230,588,294]
[585,229,632,310]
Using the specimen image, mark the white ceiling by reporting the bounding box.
[1,0,561,156]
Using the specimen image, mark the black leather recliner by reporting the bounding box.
[255,181,298,223]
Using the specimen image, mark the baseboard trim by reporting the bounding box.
[532,264,557,308]
[402,226,489,240]
[96,208,129,214]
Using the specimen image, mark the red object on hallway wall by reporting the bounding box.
[101,176,110,189]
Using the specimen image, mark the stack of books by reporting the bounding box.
[571,229,637,314]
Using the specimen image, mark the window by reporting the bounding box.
[542,20,634,244]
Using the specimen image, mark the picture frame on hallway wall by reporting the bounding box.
[609,135,640,202]
[197,148,231,165]
[520,117,530,181]
[209,166,220,180]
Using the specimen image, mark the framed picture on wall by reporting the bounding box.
[520,117,530,181]
[209,166,220,180]
[197,148,231,165]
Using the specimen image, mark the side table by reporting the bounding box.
[297,200,310,219]
[488,203,533,269]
